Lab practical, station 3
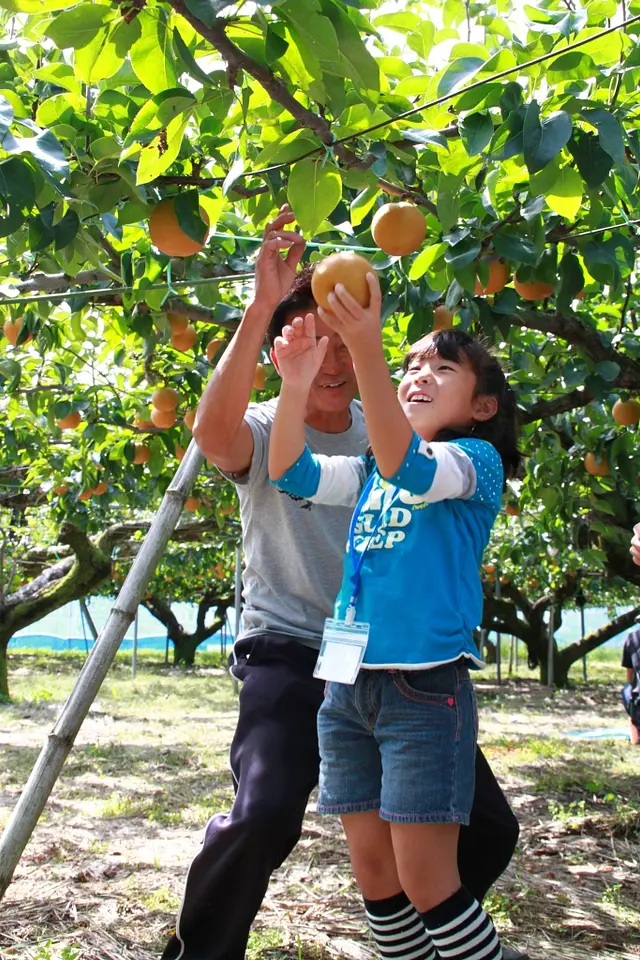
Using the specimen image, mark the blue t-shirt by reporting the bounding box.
[273,433,503,668]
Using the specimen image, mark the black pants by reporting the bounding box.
[162,633,519,960]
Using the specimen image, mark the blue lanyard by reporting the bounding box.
[345,472,399,624]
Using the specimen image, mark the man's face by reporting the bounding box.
[276,308,357,414]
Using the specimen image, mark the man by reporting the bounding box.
[621,625,640,745]
[162,206,521,960]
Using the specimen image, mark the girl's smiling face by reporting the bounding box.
[398,343,497,442]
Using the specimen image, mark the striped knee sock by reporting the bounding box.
[420,887,502,960]
[364,891,436,960]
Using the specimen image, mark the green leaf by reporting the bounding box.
[34,62,81,95]
[437,57,485,97]
[136,113,190,185]
[76,19,141,83]
[373,12,420,32]
[557,252,584,311]
[492,229,538,265]
[0,93,12,144]
[253,130,319,167]
[278,0,343,77]
[541,487,560,510]
[459,111,493,156]
[222,156,245,196]
[489,110,524,161]
[124,88,194,148]
[320,0,379,93]
[130,9,177,95]
[545,165,583,220]
[595,360,621,382]
[401,129,449,149]
[45,4,113,49]
[0,0,78,11]
[581,108,626,166]
[437,173,462,233]
[287,159,342,235]
[53,207,79,249]
[0,358,21,392]
[350,185,379,227]
[265,23,289,64]
[499,81,523,117]
[523,101,572,174]
[9,126,69,179]
[184,0,219,28]
[173,28,213,85]
[174,189,208,245]
[444,237,482,268]
[444,278,464,311]
[568,131,613,187]
[408,243,448,281]
[407,309,431,344]
[29,210,54,251]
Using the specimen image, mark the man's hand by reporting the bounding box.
[253,204,305,310]
[274,314,328,395]
[631,523,640,565]
[317,271,383,355]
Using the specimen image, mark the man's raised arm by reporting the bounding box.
[193,205,304,474]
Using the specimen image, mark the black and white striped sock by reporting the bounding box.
[421,886,502,960]
[364,891,436,960]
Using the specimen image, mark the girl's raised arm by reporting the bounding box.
[268,314,328,481]
[318,274,414,478]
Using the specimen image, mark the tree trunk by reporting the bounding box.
[143,592,231,667]
[0,640,8,701]
[0,523,111,698]
[171,628,197,666]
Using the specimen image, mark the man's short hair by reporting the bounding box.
[267,264,316,347]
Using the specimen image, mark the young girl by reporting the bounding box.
[268,270,520,960]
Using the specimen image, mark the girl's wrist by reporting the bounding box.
[279,380,311,402]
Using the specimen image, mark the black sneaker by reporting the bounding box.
[503,948,531,960]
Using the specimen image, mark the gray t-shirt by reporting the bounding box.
[231,398,368,648]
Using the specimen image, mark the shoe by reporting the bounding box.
[502,949,531,960]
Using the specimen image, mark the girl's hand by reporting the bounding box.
[317,271,382,353]
[273,313,328,394]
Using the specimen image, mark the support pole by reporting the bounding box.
[232,544,242,693]
[0,442,204,898]
[495,574,502,685]
[131,607,139,679]
[548,605,556,689]
[580,604,587,682]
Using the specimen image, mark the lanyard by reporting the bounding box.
[345,472,399,624]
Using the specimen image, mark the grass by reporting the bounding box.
[1,652,639,960]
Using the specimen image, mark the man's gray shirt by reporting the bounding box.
[229,398,368,648]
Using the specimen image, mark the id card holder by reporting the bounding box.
[313,618,369,685]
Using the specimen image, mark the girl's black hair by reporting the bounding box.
[403,328,522,484]
[267,264,316,347]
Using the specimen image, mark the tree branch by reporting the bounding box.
[558,604,640,666]
[520,388,594,424]
[166,0,368,170]
[9,270,114,294]
[512,309,640,389]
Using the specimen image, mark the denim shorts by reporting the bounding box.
[316,659,477,823]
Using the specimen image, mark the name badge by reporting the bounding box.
[313,618,370,685]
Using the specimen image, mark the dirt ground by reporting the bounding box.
[0,654,638,960]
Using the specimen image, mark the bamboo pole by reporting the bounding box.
[0,441,204,898]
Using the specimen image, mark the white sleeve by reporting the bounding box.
[411,440,477,503]
[308,454,368,507]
